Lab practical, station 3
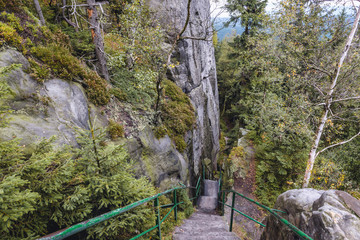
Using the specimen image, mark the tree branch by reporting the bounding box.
[62,0,78,31]
[61,1,109,8]
[316,131,360,158]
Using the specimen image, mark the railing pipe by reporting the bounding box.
[221,191,225,216]
[229,191,236,232]
[38,186,186,240]
[154,197,161,239]
[173,190,177,221]
[223,203,266,227]
[202,163,205,181]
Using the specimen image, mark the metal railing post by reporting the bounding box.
[154,197,161,239]
[222,191,225,216]
[202,163,205,180]
[173,190,177,221]
[229,191,236,232]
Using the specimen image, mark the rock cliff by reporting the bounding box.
[147,0,220,176]
[261,189,360,240]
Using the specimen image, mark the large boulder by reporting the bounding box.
[125,126,188,188]
[0,49,106,150]
[261,189,360,240]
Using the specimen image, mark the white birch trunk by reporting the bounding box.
[302,5,360,188]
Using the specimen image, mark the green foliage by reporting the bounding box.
[159,80,195,152]
[62,28,95,61]
[105,0,165,110]
[110,67,157,108]
[225,0,267,37]
[0,125,158,239]
[32,43,110,105]
[108,120,125,140]
[0,11,23,31]
[155,188,194,240]
[0,65,19,127]
[28,57,50,83]
[0,21,24,52]
[217,0,360,204]
[110,87,127,101]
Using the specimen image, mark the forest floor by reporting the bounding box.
[225,145,267,240]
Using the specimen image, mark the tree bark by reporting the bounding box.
[87,0,109,81]
[302,4,360,188]
[33,0,46,26]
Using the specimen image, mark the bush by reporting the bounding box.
[0,127,157,239]
[32,43,110,105]
[108,120,125,140]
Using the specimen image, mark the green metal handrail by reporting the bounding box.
[219,190,313,240]
[38,177,202,240]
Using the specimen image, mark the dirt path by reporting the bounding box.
[225,145,266,240]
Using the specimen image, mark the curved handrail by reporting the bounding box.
[219,190,313,240]
[38,177,202,240]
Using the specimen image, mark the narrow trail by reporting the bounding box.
[225,145,266,240]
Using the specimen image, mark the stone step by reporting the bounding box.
[187,213,224,221]
[173,232,240,240]
[174,226,229,234]
[183,218,227,228]
[198,196,217,210]
[204,180,219,197]
[172,210,241,240]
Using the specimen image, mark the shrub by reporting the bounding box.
[28,58,50,83]
[108,120,125,140]
[32,43,110,105]
[0,127,157,239]
[0,22,24,51]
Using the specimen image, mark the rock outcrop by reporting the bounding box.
[0,50,106,151]
[147,0,220,176]
[261,189,360,240]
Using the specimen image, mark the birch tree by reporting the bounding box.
[302,2,360,188]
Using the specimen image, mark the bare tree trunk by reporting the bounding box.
[33,0,46,26]
[302,4,360,188]
[87,0,109,81]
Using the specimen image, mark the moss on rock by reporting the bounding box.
[158,79,195,152]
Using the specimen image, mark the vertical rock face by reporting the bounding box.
[261,189,360,240]
[148,0,220,175]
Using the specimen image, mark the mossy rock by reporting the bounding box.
[160,79,195,152]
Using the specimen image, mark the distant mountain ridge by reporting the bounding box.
[213,17,244,40]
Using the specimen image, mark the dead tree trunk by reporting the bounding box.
[87,0,109,81]
[33,0,46,26]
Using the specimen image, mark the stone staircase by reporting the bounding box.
[197,180,219,211]
[173,180,240,240]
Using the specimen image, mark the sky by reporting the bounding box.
[210,0,360,18]
[210,0,279,18]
